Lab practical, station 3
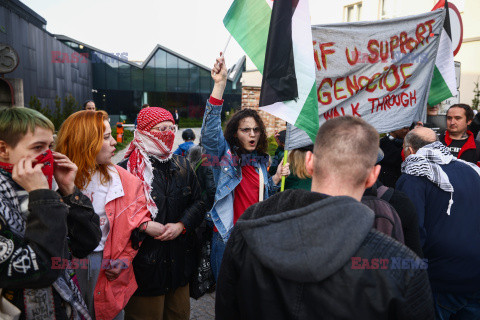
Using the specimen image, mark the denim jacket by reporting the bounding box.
[201,100,279,242]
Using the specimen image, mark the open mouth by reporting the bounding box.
[249,140,256,147]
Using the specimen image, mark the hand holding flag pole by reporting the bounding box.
[280,151,288,191]
[213,35,232,76]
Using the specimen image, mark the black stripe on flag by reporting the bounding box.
[443,0,452,40]
[260,0,299,107]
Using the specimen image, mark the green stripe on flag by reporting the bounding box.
[295,83,319,142]
[428,66,454,106]
[223,0,271,73]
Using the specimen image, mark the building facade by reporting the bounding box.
[0,0,243,122]
[58,36,243,121]
[0,0,92,109]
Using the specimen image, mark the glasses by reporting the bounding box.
[151,125,177,133]
[239,127,261,135]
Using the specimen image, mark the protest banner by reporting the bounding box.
[286,9,446,150]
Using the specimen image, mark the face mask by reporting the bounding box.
[0,149,54,189]
[36,150,54,189]
[151,130,175,153]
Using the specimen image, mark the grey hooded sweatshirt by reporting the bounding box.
[215,189,434,320]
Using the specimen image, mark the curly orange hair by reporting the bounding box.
[56,110,112,190]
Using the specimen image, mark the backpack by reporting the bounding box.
[361,186,405,243]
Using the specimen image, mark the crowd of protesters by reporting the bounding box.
[0,54,479,320]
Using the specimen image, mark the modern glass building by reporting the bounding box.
[0,0,92,110]
[57,35,244,121]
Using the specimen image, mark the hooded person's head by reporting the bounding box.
[124,107,176,218]
[135,107,176,156]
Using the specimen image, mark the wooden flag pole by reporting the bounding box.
[280,150,288,192]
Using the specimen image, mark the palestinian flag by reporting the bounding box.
[223,0,273,73]
[428,0,457,106]
[224,0,319,143]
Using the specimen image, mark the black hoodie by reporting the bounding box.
[216,189,434,320]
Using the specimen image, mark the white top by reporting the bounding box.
[83,171,110,251]
[82,166,124,252]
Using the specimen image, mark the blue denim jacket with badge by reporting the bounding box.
[201,100,279,242]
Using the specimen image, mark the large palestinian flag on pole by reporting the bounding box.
[224,0,319,143]
[428,0,457,106]
[223,0,272,73]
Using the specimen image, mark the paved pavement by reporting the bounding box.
[190,292,215,319]
[112,127,202,163]
[112,127,215,319]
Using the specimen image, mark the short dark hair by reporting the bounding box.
[224,108,268,154]
[182,128,195,141]
[83,100,95,109]
[404,130,438,152]
[141,104,149,109]
[278,130,286,145]
[447,104,474,122]
[313,116,378,186]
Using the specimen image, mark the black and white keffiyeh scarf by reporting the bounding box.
[401,141,480,215]
[0,170,28,236]
[0,169,91,320]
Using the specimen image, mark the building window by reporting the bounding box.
[380,0,397,20]
[344,2,362,22]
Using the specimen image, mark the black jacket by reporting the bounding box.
[439,130,480,164]
[188,145,216,212]
[379,135,404,187]
[216,189,434,320]
[469,112,480,138]
[0,179,101,320]
[119,155,205,296]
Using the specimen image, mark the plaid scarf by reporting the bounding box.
[0,170,91,320]
[402,141,480,215]
[0,169,28,236]
[124,129,175,219]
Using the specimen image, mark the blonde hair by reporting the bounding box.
[288,149,311,179]
[56,110,111,189]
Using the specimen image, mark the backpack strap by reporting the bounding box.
[194,157,207,172]
[377,185,394,202]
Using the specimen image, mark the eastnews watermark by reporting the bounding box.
[351,257,428,270]
[51,257,129,270]
[51,51,128,64]
[201,153,270,167]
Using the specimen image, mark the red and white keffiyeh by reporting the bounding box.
[124,107,175,218]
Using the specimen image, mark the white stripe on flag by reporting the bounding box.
[436,28,457,95]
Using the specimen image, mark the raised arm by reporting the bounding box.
[201,55,229,158]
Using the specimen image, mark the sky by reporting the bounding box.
[21,0,338,70]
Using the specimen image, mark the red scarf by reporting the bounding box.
[0,150,54,189]
[124,107,175,218]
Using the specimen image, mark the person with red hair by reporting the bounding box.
[119,107,205,320]
[56,110,165,320]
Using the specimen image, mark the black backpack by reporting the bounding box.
[362,186,405,243]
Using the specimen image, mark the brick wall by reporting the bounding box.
[241,86,286,137]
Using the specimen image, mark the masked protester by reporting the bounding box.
[56,110,163,320]
[0,107,101,320]
[120,107,204,320]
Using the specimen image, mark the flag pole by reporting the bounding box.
[222,35,233,56]
[280,150,288,191]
